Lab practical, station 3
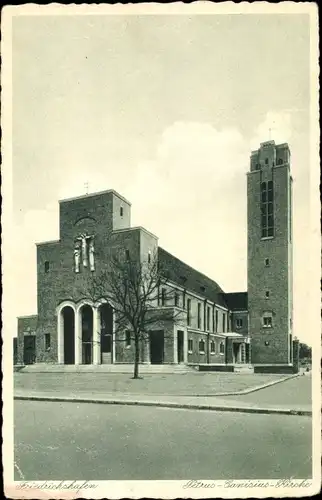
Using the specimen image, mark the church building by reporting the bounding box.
[16,141,295,372]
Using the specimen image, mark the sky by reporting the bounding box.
[8,12,315,343]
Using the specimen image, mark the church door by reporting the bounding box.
[177,330,184,363]
[150,330,164,364]
[23,335,36,365]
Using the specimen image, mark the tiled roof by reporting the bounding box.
[158,247,227,308]
[224,292,248,311]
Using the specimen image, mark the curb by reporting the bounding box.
[166,373,301,397]
[209,373,300,397]
[14,395,312,417]
[14,373,300,398]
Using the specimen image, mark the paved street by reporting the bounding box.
[15,401,312,481]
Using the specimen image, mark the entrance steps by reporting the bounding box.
[233,364,254,374]
[19,363,198,374]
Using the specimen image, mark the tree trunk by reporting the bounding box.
[133,333,140,379]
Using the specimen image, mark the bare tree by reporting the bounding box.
[81,250,184,379]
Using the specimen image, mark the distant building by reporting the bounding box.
[16,141,293,370]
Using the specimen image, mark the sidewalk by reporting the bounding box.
[14,389,312,416]
[14,370,297,397]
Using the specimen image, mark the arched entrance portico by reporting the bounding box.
[57,300,114,365]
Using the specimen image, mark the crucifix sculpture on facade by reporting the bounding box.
[74,233,95,272]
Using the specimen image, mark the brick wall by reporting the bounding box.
[17,315,38,364]
[35,192,142,363]
[230,311,248,335]
[187,332,225,364]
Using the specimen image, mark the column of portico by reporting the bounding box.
[75,308,82,364]
[239,343,244,363]
[173,327,178,364]
[57,311,64,364]
[144,334,151,364]
[93,306,101,365]
[183,328,188,364]
[112,308,116,363]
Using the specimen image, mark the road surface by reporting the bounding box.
[14,401,312,481]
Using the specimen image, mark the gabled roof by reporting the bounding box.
[224,292,248,311]
[158,247,227,308]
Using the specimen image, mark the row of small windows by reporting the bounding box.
[125,336,227,355]
[255,158,284,169]
[185,298,226,332]
[188,338,225,355]
[44,330,227,355]
[235,310,272,329]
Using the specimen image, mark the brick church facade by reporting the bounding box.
[17,141,295,371]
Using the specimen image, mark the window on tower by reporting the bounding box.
[261,181,274,238]
[262,311,273,328]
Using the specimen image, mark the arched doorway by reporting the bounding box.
[81,305,93,364]
[62,306,75,364]
[99,303,113,364]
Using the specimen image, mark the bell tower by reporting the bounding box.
[247,140,293,365]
